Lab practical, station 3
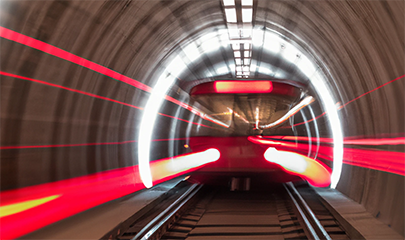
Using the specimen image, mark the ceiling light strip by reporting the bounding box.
[223,0,253,78]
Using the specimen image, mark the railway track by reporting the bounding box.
[104,181,350,240]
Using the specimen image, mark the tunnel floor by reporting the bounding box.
[114,181,350,240]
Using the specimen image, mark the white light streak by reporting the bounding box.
[139,74,176,188]
[311,72,343,189]
[298,55,317,77]
[167,56,187,77]
[183,43,200,62]
[201,38,220,53]
[168,148,220,172]
[259,96,315,129]
[264,148,308,173]
[216,66,228,75]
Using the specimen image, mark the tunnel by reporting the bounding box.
[0,0,404,239]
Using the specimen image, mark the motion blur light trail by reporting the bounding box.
[0,27,151,92]
[0,137,190,150]
[0,71,212,129]
[265,135,405,146]
[0,71,143,110]
[0,195,60,218]
[150,148,220,182]
[264,147,331,187]
[249,136,405,176]
[0,148,220,239]
[0,27,227,128]
[291,74,405,127]
[259,96,315,129]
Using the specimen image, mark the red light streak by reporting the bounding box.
[0,138,191,150]
[0,27,151,92]
[0,71,212,129]
[214,81,273,94]
[291,74,405,127]
[248,136,405,176]
[0,71,143,110]
[0,148,219,239]
[157,112,212,128]
[340,74,405,108]
[291,112,326,127]
[264,135,405,145]
[0,27,228,128]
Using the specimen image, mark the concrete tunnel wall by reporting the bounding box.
[0,0,404,236]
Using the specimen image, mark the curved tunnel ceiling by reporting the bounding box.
[0,0,404,238]
[129,0,348,188]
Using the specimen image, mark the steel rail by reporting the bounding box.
[283,182,332,240]
[287,182,332,240]
[133,183,202,240]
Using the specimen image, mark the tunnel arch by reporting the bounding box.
[0,0,404,237]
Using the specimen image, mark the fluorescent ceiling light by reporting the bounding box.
[234,51,241,58]
[242,8,253,22]
[223,0,235,6]
[241,0,253,6]
[225,8,237,23]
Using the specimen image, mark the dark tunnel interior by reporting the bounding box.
[0,0,404,238]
